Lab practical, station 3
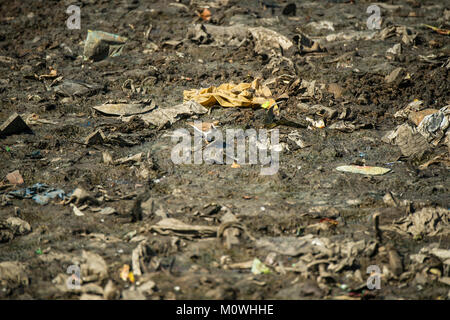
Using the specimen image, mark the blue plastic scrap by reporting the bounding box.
[6,183,67,205]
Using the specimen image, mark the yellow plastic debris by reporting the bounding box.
[183,79,277,109]
[251,258,271,275]
[231,162,241,169]
[128,271,135,283]
[261,101,271,109]
[120,264,133,282]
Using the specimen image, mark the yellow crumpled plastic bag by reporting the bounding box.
[183,79,277,109]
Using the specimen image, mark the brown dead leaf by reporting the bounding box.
[392,207,449,238]
[36,67,58,80]
[418,154,450,170]
[409,108,438,126]
[6,170,24,185]
[327,83,344,99]
[148,218,218,238]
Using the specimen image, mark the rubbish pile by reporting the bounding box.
[0,0,449,301]
[383,102,450,159]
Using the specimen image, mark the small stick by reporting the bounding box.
[373,212,382,243]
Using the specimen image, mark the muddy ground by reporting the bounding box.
[0,0,449,300]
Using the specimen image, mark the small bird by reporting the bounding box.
[188,121,220,142]
[188,121,239,163]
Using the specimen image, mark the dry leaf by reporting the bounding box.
[6,170,24,185]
